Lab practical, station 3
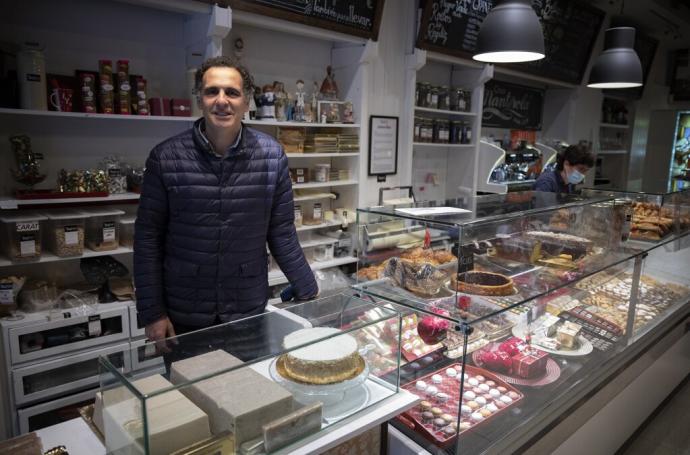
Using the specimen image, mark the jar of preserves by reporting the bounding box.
[450,120,462,144]
[455,88,467,112]
[429,86,439,110]
[438,86,450,111]
[439,120,450,143]
[421,118,434,142]
[414,116,423,142]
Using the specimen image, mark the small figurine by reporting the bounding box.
[259,84,276,120]
[310,81,320,123]
[253,86,262,119]
[343,101,354,124]
[247,85,257,120]
[294,79,306,122]
[273,81,287,122]
[320,65,339,100]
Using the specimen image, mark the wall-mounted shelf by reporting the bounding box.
[245,120,359,128]
[600,123,629,129]
[0,108,196,123]
[0,246,133,267]
[414,106,476,117]
[0,193,141,210]
[268,256,357,285]
[292,180,357,190]
[286,153,359,158]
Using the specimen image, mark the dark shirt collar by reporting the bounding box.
[195,118,243,157]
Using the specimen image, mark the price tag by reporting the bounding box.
[20,234,36,256]
[64,226,79,245]
[88,315,102,337]
[103,221,116,242]
[0,282,13,306]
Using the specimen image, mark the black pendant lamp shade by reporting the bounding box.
[473,0,545,63]
[587,27,642,89]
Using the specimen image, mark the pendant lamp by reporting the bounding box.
[587,27,642,89]
[473,0,545,63]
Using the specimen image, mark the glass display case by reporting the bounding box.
[353,191,690,454]
[97,294,402,455]
[582,187,690,242]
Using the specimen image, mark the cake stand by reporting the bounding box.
[269,356,371,423]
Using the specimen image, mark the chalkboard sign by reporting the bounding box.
[221,0,385,41]
[417,0,605,85]
[482,80,544,130]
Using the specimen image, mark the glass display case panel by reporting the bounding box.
[355,192,633,325]
[98,293,401,455]
[629,232,690,342]
[582,187,690,243]
[386,256,640,455]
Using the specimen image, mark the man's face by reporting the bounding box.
[198,66,248,134]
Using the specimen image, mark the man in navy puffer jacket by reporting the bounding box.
[134,56,318,343]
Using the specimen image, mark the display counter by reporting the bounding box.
[353,191,690,454]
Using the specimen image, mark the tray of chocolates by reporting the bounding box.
[397,364,524,448]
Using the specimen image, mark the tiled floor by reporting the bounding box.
[617,376,690,455]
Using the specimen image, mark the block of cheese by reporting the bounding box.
[103,374,211,455]
[170,350,293,447]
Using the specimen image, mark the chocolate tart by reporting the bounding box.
[451,271,515,296]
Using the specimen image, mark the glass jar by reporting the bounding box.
[438,86,450,111]
[455,88,467,112]
[432,119,440,143]
[294,205,303,227]
[312,203,323,222]
[423,83,432,108]
[413,116,423,142]
[449,87,460,111]
[428,86,439,110]
[415,82,425,107]
[420,118,433,143]
[463,89,472,112]
[450,120,462,144]
[438,120,450,143]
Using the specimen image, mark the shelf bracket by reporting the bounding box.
[205,5,232,58]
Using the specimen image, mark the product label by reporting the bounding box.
[313,206,322,220]
[20,234,36,256]
[101,83,114,92]
[64,225,79,245]
[120,82,131,92]
[108,168,122,178]
[88,314,102,337]
[103,221,116,242]
[0,283,13,305]
[26,73,41,82]
[16,221,39,232]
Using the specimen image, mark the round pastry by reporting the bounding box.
[500,395,513,404]
[460,421,472,431]
[475,375,486,382]
[415,380,428,391]
[480,408,492,418]
[421,411,434,422]
[409,362,422,370]
[468,378,479,387]
[489,389,501,398]
[471,412,484,422]
[508,391,519,400]
[497,386,507,393]
[473,387,483,395]
[463,390,476,400]
[281,328,362,385]
[420,400,432,411]
[432,374,443,384]
[436,392,450,403]
[495,400,507,409]
[448,421,458,430]
[475,396,487,406]
[461,404,472,415]
[467,400,480,410]
[446,367,457,377]
[443,426,457,436]
[483,394,493,401]
[478,383,490,392]
[486,380,496,387]
[486,403,498,413]
[451,271,515,296]
[433,418,446,429]
[426,385,438,397]
[431,407,443,417]
[441,413,454,424]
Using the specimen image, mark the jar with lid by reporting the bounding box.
[432,119,441,143]
[413,116,423,142]
[314,163,331,183]
[438,86,450,110]
[83,208,125,251]
[0,212,47,262]
[312,203,323,222]
[438,120,450,143]
[420,118,433,143]
[450,120,462,144]
[415,82,426,107]
[455,88,467,112]
[428,86,439,109]
[44,209,86,257]
[423,83,432,108]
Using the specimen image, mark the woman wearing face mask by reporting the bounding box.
[532,145,594,193]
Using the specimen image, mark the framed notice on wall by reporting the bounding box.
[368,115,398,176]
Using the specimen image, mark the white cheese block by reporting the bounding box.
[283,327,358,362]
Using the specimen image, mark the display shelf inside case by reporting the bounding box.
[98,293,402,455]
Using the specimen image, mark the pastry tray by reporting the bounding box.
[397,364,524,448]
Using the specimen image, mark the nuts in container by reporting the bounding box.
[44,210,86,257]
[0,212,47,262]
[83,208,125,251]
[119,216,135,247]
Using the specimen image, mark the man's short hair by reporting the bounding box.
[557,144,595,171]
[194,56,254,100]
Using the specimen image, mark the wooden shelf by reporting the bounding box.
[0,193,140,210]
[0,246,133,267]
[0,108,195,122]
[600,123,629,129]
[292,180,357,189]
[286,153,359,158]
[414,107,476,117]
[268,256,357,285]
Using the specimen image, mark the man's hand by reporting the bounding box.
[145,316,177,354]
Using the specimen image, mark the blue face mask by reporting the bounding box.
[568,169,585,184]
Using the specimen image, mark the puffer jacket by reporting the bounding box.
[134,120,318,328]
